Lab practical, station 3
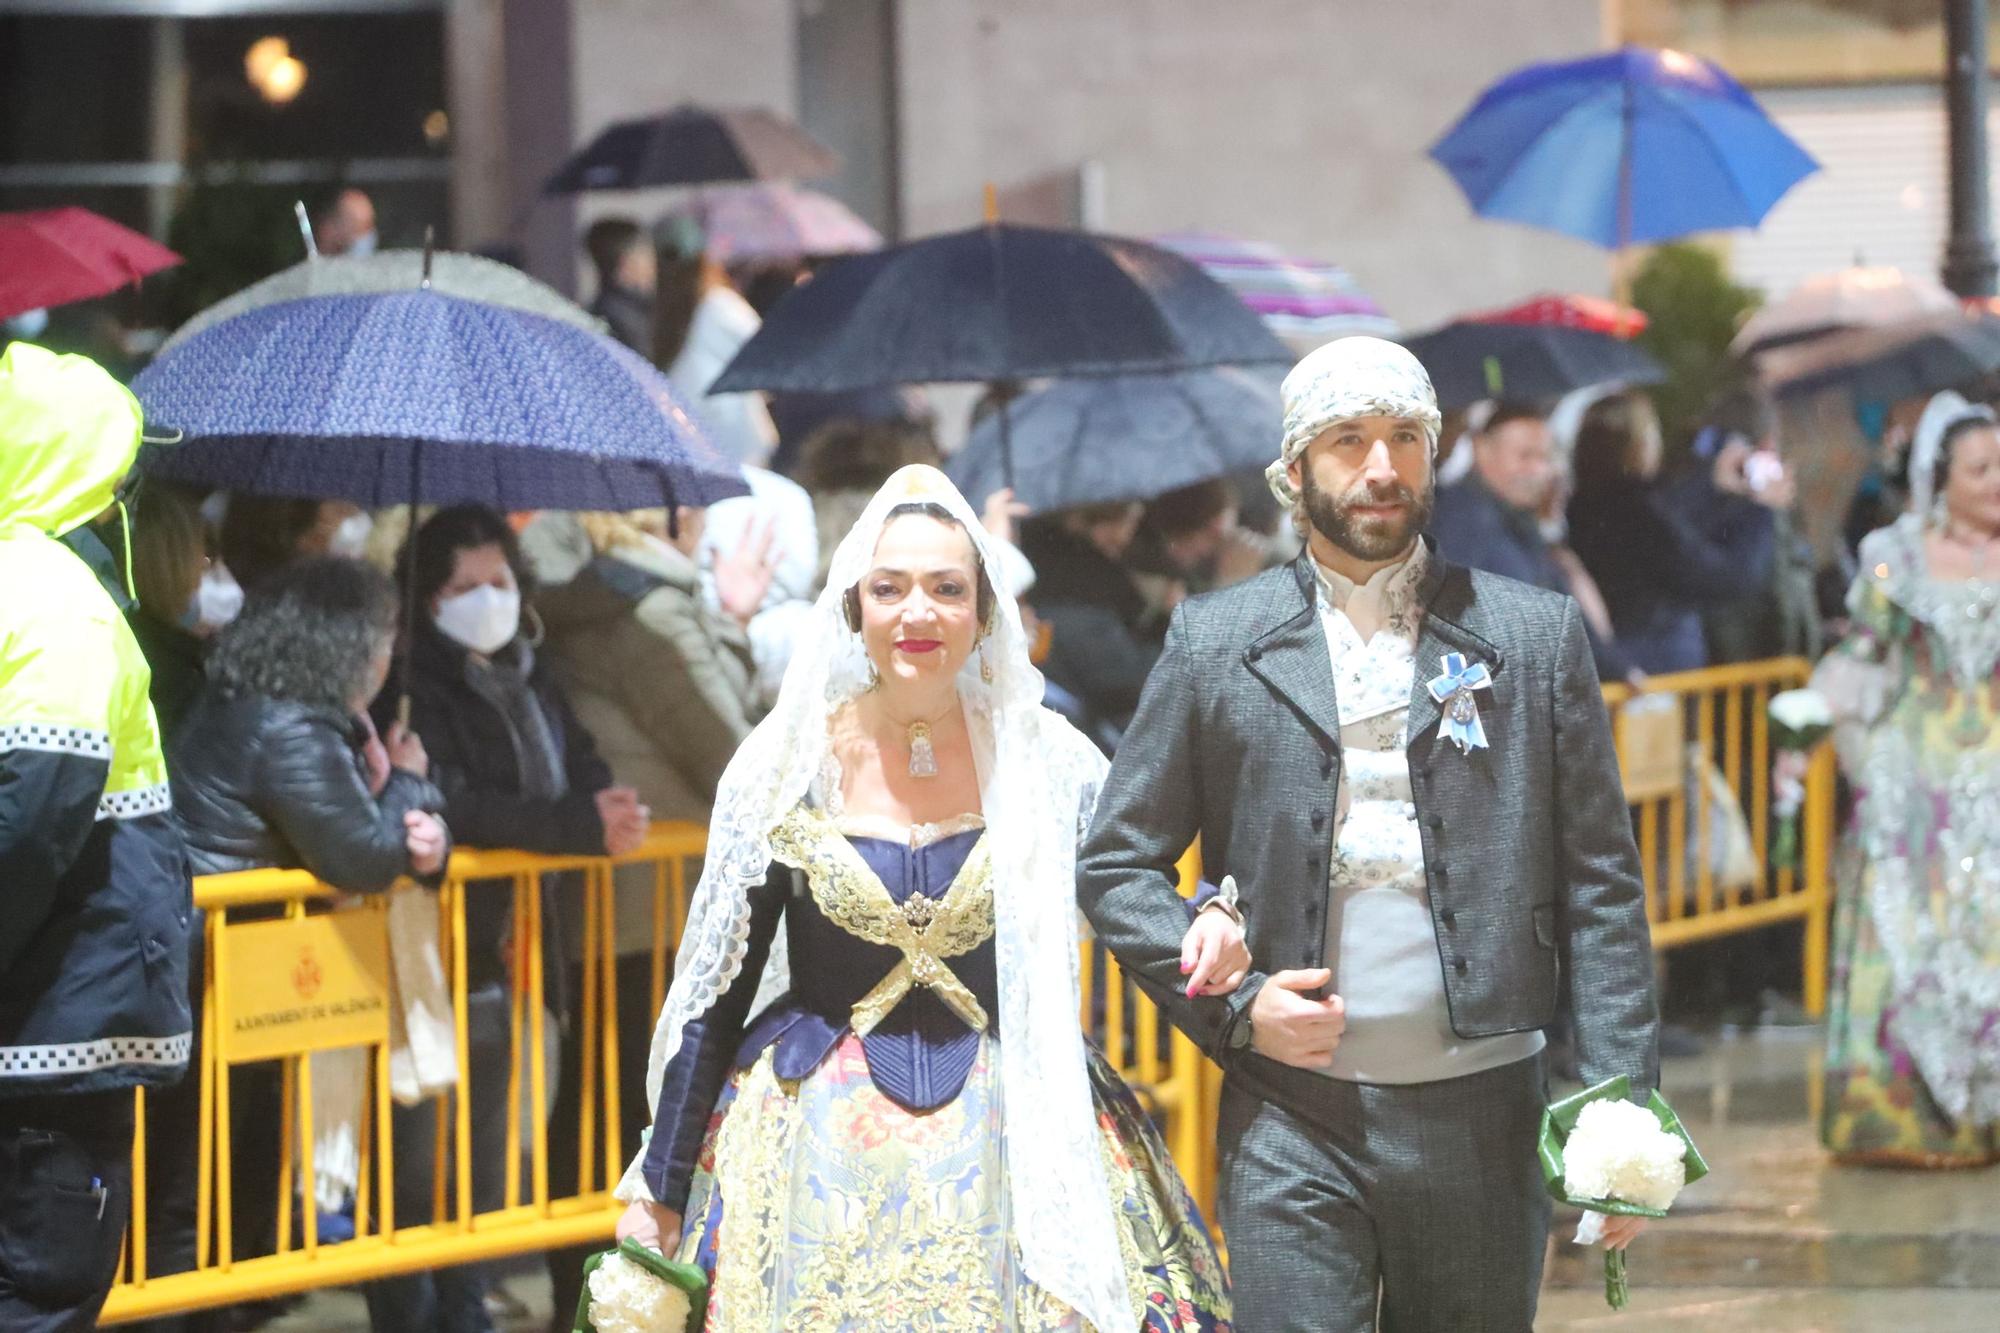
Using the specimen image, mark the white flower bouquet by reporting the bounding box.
[1767,689,1833,869]
[1538,1077,1709,1310]
[573,1238,706,1333]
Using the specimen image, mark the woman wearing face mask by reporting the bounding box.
[612,466,1240,1331]
[124,482,241,745]
[367,504,637,1333]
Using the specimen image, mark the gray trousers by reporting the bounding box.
[1217,1054,1550,1333]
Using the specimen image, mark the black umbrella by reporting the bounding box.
[1401,321,1664,410]
[712,223,1290,486]
[945,368,1280,513]
[543,104,840,194]
[1764,312,2000,402]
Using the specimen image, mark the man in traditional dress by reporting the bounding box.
[1077,337,1660,1330]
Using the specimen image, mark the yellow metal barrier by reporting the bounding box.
[102,659,1832,1320]
[1598,657,1834,1016]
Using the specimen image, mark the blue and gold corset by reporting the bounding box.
[745,806,998,1113]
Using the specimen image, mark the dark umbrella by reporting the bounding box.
[543,103,839,194]
[945,368,1280,514]
[0,206,182,322]
[1764,312,2000,402]
[713,223,1290,486]
[1401,322,1664,411]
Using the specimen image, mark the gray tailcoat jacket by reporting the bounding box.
[1076,547,1659,1131]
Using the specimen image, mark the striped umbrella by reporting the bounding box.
[1153,231,1397,346]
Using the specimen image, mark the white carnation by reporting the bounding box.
[586,1252,692,1333]
[1560,1098,1687,1212]
[1768,689,1832,732]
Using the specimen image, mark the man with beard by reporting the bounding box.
[1077,338,1659,1331]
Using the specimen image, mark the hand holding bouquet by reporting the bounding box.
[1767,688,1833,870]
[574,1238,707,1333]
[1539,1078,1709,1310]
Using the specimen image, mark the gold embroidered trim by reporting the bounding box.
[769,805,995,1036]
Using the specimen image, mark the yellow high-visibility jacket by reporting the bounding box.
[0,343,192,1095]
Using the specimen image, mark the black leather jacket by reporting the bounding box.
[170,684,447,891]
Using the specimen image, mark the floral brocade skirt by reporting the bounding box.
[671,1033,1232,1331]
[1823,846,2000,1167]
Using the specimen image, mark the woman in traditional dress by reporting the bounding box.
[614,465,1240,1329]
[1816,390,2000,1166]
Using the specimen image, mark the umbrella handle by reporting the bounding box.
[294,201,319,261]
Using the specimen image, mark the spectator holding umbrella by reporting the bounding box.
[652,215,777,469]
[366,503,638,1333]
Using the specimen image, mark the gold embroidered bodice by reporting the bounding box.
[766,804,996,1036]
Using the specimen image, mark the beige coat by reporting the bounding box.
[522,515,759,828]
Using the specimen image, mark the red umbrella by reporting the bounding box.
[0,207,182,322]
[1470,292,1647,339]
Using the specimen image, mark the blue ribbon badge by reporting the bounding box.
[1426,652,1493,754]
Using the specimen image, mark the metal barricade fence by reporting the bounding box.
[1598,657,1833,1014]
[101,659,1832,1319]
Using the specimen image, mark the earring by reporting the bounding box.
[866,659,881,691]
[979,641,994,684]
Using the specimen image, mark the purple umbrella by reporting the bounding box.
[134,288,745,511]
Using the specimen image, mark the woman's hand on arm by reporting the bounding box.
[1181,898,1250,997]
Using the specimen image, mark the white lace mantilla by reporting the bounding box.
[618,466,1133,1333]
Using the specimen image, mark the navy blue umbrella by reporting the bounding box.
[1430,46,1817,249]
[715,224,1289,394]
[945,368,1280,514]
[543,103,839,194]
[134,288,746,510]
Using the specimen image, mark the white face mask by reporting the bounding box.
[347,229,379,258]
[433,583,520,655]
[195,568,244,629]
[328,511,373,558]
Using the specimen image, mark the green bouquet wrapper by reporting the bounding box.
[1538,1077,1710,1310]
[572,1237,709,1333]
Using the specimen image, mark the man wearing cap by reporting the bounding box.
[1078,337,1659,1329]
[0,343,193,1329]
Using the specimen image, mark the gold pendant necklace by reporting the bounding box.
[884,700,956,779]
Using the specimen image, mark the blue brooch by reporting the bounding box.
[1426,652,1493,754]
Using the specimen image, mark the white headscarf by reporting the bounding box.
[1267,335,1442,505]
[1908,389,1995,519]
[618,464,1131,1332]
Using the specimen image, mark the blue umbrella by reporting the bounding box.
[945,367,1280,514]
[1430,47,1817,249]
[134,288,747,511]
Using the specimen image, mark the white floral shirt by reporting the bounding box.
[1312,544,1545,1084]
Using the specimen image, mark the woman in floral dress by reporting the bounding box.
[612,466,1239,1329]
[1815,391,2000,1166]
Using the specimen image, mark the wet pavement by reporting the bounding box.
[1539,1025,1998,1330]
[268,1028,1992,1331]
